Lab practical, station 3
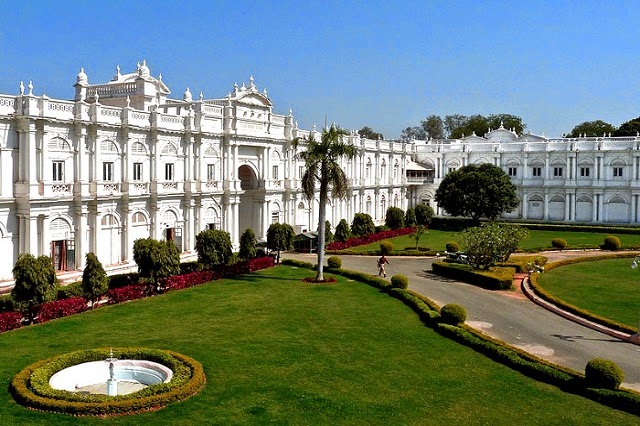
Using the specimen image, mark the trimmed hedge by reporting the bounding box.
[432,262,515,290]
[585,358,624,390]
[326,256,342,269]
[551,238,568,249]
[10,347,205,416]
[390,274,408,289]
[34,297,89,324]
[602,236,622,251]
[528,253,638,335]
[441,304,467,325]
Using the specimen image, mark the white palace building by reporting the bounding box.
[0,61,639,282]
[0,62,410,282]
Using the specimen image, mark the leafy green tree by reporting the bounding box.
[358,126,384,140]
[400,126,427,142]
[385,207,405,230]
[11,254,58,323]
[351,213,375,238]
[459,223,528,270]
[568,120,616,137]
[334,219,351,242]
[133,238,181,286]
[239,228,257,260]
[293,125,357,281]
[404,208,416,227]
[266,223,295,263]
[82,252,108,307]
[414,204,434,226]
[448,114,525,139]
[412,225,427,249]
[421,115,445,139]
[195,230,233,269]
[435,163,518,224]
[614,116,640,137]
[444,114,468,137]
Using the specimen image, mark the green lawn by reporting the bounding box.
[0,266,637,424]
[536,258,640,328]
[343,229,640,253]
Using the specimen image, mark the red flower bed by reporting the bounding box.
[166,270,218,291]
[106,284,148,304]
[216,256,276,277]
[34,297,89,324]
[326,227,415,251]
[0,311,23,332]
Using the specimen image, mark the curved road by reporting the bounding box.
[285,252,640,390]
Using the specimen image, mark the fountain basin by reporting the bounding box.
[49,360,173,395]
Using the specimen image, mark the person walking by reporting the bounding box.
[377,255,389,278]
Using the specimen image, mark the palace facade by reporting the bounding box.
[409,126,640,225]
[0,62,410,282]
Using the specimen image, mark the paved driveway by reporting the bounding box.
[284,253,640,390]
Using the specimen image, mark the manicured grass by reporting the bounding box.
[537,258,640,328]
[343,229,640,253]
[0,266,637,424]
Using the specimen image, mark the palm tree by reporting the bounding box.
[293,125,357,281]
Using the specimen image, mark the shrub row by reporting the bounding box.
[166,270,218,291]
[10,347,206,416]
[34,297,89,324]
[528,253,638,335]
[292,261,640,416]
[326,227,415,251]
[431,262,515,290]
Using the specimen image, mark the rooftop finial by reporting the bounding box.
[19,81,24,95]
[27,80,33,95]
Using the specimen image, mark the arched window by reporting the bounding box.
[365,158,372,180]
[393,160,400,179]
[100,140,118,154]
[380,159,387,181]
[380,194,386,217]
[366,196,372,214]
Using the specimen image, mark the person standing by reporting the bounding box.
[377,255,389,278]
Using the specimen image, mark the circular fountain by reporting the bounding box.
[48,349,173,396]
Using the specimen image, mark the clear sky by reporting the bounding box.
[1,0,639,139]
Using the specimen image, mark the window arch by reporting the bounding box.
[161,143,178,156]
[101,213,119,228]
[100,140,119,154]
[380,159,387,181]
[365,158,372,180]
[366,195,372,214]
[48,137,71,152]
[131,142,147,155]
[380,194,386,217]
[132,211,147,225]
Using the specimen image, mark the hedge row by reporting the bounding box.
[528,253,638,335]
[34,297,89,324]
[0,311,23,332]
[326,227,415,251]
[10,347,206,416]
[431,262,515,290]
[292,262,640,416]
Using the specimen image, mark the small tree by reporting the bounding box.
[266,223,295,263]
[11,254,58,323]
[412,225,427,249]
[195,230,233,269]
[351,213,375,238]
[82,252,108,307]
[414,204,434,226]
[133,238,181,286]
[334,219,351,243]
[385,207,405,230]
[239,228,258,260]
[404,208,417,227]
[459,223,528,270]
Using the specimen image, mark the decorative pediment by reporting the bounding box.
[235,92,272,107]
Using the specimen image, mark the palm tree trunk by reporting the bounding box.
[316,191,327,281]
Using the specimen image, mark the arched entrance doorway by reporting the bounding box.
[238,164,260,238]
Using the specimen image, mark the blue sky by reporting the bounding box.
[1,0,639,139]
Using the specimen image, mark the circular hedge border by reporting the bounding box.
[10,347,206,417]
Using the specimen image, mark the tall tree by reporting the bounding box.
[358,126,384,140]
[614,116,640,137]
[487,114,526,135]
[421,115,445,139]
[239,228,257,260]
[133,238,181,286]
[293,125,357,281]
[334,219,351,242]
[435,163,519,224]
[444,114,468,137]
[351,213,375,237]
[568,120,616,137]
[414,204,434,226]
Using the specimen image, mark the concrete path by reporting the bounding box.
[284,252,640,391]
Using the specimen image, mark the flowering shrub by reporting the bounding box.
[106,285,148,304]
[214,256,276,277]
[327,227,415,251]
[0,311,23,332]
[34,297,89,324]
